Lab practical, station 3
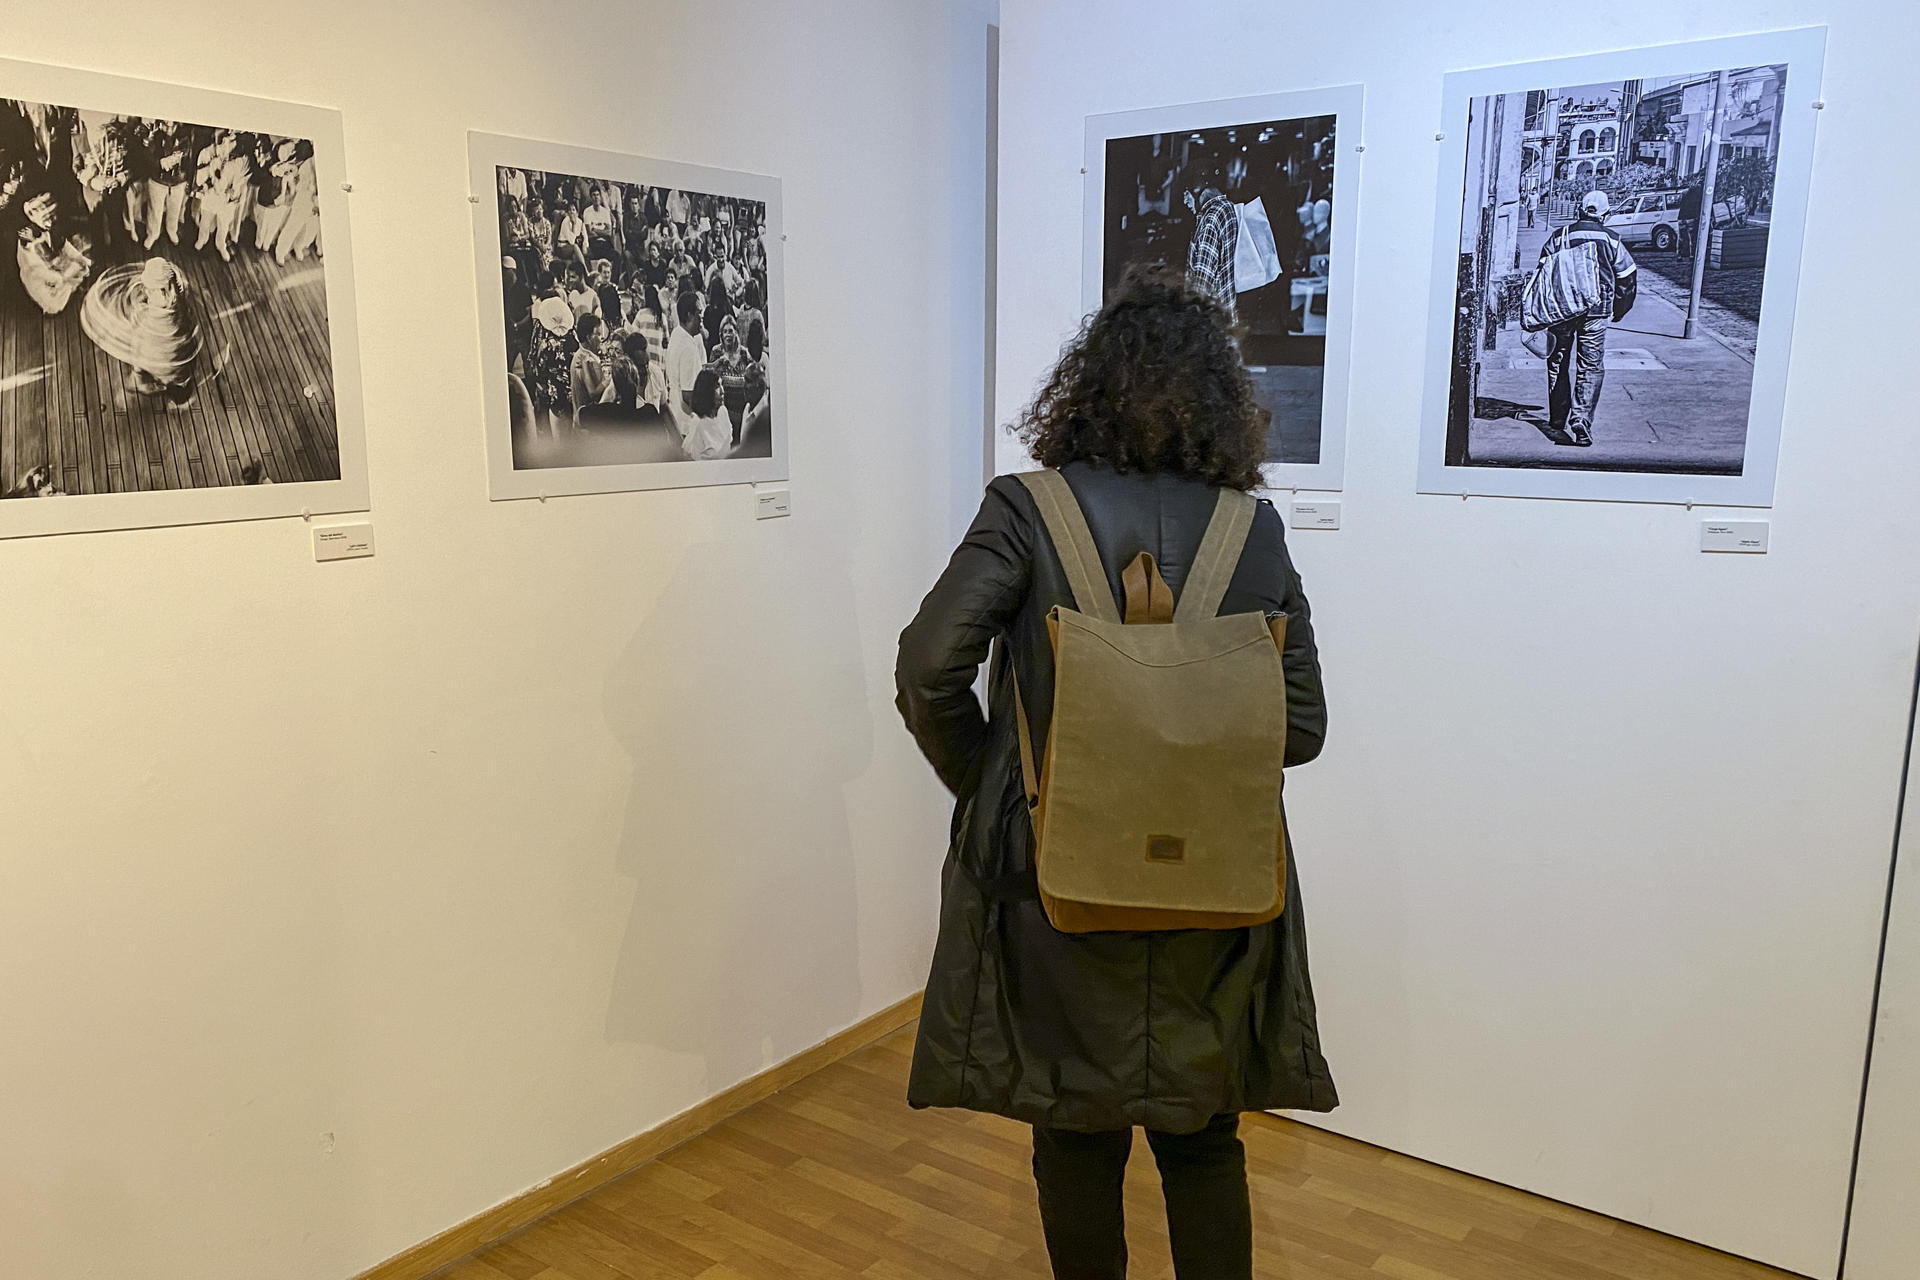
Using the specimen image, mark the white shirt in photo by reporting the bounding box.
[678,406,732,461]
[666,325,708,409]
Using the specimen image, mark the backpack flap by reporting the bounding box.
[1038,610,1286,917]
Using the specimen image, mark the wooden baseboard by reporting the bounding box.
[354,993,924,1280]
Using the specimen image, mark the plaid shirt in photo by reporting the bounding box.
[1187,192,1239,321]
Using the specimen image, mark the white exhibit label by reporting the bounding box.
[755,488,792,520]
[1290,501,1342,531]
[1700,520,1770,554]
[313,522,376,562]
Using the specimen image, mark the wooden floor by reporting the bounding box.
[0,230,338,495]
[436,1024,1806,1280]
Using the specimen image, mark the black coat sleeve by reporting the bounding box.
[895,479,1033,794]
[1235,502,1327,767]
[1279,550,1329,767]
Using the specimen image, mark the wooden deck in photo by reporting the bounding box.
[0,235,338,496]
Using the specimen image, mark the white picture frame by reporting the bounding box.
[0,56,369,540]
[467,132,788,500]
[1416,27,1827,506]
[1083,85,1363,494]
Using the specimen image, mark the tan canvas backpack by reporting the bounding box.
[1012,469,1290,934]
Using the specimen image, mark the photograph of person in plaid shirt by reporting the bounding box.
[1185,176,1240,322]
[1099,113,1339,468]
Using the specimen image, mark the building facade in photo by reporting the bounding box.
[1632,66,1785,184]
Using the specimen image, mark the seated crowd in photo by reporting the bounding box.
[496,168,773,462]
[0,102,321,322]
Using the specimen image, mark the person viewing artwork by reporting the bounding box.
[896,270,1338,1280]
[0,94,342,500]
[486,163,775,472]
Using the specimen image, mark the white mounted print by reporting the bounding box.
[1085,85,1363,494]
[0,56,369,539]
[468,132,787,500]
[1418,28,1826,506]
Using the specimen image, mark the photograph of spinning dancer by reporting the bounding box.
[2,103,340,498]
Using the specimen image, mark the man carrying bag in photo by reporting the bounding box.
[1520,189,1638,448]
[1183,167,1241,322]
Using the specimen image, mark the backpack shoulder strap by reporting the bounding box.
[1016,470,1119,623]
[1174,488,1258,623]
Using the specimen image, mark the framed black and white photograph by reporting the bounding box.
[0,56,367,540]
[468,133,786,500]
[1084,86,1362,493]
[1419,28,1826,506]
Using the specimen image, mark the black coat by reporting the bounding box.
[895,462,1339,1134]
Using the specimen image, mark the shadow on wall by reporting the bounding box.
[600,532,871,1095]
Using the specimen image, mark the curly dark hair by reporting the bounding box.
[1017,269,1268,491]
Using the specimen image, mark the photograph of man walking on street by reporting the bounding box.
[1521,189,1639,447]
[1421,29,1826,505]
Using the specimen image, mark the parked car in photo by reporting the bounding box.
[1606,189,1751,251]
[1606,189,1684,250]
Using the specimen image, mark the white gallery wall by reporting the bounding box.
[996,2,1919,1277]
[0,2,990,1278]
[1845,699,1920,1280]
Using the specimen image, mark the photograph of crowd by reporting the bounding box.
[1099,111,1340,468]
[1421,30,1824,505]
[487,163,774,476]
[0,92,342,510]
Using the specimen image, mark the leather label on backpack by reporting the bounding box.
[1145,834,1188,865]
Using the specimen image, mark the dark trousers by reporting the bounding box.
[1031,1114,1252,1280]
[1545,313,1610,434]
[92,187,132,263]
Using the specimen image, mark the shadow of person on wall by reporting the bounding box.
[600,529,871,1096]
